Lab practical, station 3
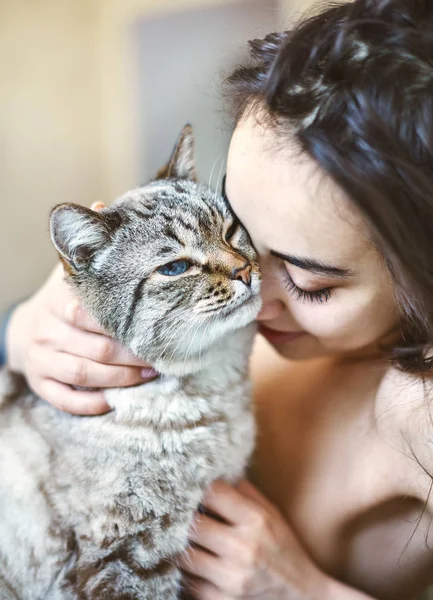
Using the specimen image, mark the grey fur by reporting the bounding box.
[0,125,261,599]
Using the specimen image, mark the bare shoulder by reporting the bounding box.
[374,365,433,437]
[375,364,433,499]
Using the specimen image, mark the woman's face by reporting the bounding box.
[226,116,399,360]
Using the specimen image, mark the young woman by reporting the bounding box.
[4,0,433,598]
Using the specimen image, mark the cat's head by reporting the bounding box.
[50,125,261,374]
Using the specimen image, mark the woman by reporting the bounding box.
[4,0,433,598]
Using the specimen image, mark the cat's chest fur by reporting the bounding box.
[0,326,256,599]
[56,371,254,538]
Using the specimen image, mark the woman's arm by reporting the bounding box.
[0,303,19,367]
[4,265,156,414]
[180,480,378,600]
[327,579,377,600]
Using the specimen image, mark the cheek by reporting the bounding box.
[290,287,398,349]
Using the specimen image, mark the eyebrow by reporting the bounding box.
[271,251,355,279]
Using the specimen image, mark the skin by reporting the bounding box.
[5,116,433,599]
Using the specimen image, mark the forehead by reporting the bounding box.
[226,116,372,264]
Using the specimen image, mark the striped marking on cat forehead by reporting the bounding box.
[148,206,226,241]
[160,195,225,227]
[115,182,231,246]
[144,180,228,217]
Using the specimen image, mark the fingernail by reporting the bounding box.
[141,367,158,379]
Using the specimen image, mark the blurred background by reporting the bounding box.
[1,0,323,313]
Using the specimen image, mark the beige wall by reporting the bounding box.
[0,0,323,313]
[0,0,102,312]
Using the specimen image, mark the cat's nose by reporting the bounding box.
[231,262,252,287]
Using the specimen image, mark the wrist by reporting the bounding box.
[323,575,377,600]
[5,302,27,374]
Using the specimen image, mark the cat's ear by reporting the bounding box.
[156,124,198,182]
[50,203,118,272]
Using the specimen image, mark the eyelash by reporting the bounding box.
[283,273,333,304]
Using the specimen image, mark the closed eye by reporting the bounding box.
[225,220,239,242]
[284,272,333,304]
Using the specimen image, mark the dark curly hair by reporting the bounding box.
[225,0,433,374]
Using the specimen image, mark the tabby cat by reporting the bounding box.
[0,125,261,599]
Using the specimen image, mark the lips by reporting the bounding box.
[258,324,306,344]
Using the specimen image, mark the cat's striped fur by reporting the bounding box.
[0,125,261,599]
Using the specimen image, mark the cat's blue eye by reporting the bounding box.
[157,260,191,276]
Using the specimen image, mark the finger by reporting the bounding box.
[34,348,153,389]
[90,202,106,211]
[189,515,246,561]
[62,297,105,335]
[50,319,151,367]
[45,264,80,307]
[182,574,231,600]
[53,352,153,388]
[203,480,259,526]
[180,546,240,594]
[46,266,104,334]
[35,378,110,415]
[237,480,276,513]
[48,262,73,290]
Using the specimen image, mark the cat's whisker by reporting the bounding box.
[154,317,193,365]
[154,309,198,367]
[197,314,211,365]
[157,302,215,344]
[157,306,192,327]
[173,316,208,365]
[166,314,205,368]
[208,156,221,195]
[156,302,222,369]
[181,313,209,373]
[214,158,226,201]
[156,325,188,364]
[182,315,206,363]
[198,311,220,369]
[150,314,191,359]
[154,304,197,332]
[146,308,193,361]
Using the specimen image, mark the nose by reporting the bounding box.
[231,262,252,287]
[256,262,285,320]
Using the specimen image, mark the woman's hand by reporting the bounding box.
[180,479,330,600]
[6,264,156,415]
